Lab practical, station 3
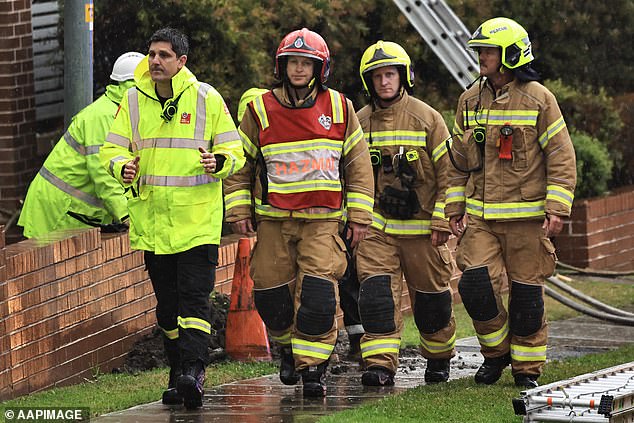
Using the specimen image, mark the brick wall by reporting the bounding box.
[0,1,39,242]
[555,186,634,271]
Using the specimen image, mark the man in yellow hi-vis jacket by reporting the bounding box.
[18,52,145,238]
[445,18,576,389]
[100,27,245,409]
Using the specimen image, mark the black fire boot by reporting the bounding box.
[301,361,329,397]
[279,346,300,385]
[177,360,205,409]
[424,358,451,384]
[474,353,511,385]
[162,366,183,405]
[361,366,395,386]
[514,373,539,389]
[347,333,363,361]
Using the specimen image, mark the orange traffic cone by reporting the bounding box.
[225,238,272,361]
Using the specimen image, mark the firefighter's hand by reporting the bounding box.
[347,222,368,249]
[230,218,254,234]
[449,214,466,238]
[431,229,450,247]
[543,214,563,237]
[199,147,216,173]
[122,156,140,184]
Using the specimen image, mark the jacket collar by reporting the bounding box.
[134,57,197,101]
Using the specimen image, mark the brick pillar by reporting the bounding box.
[0,227,11,400]
[0,1,37,243]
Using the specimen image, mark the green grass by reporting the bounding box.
[318,344,634,423]
[1,276,631,419]
[0,361,277,418]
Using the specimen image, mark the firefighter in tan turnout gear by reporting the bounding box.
[224,28,374,397]
[445,18,577,389]
[355,41,456,386]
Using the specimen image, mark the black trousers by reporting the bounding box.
[144,244,218,366]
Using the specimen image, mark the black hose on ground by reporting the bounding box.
[556,261,634,278]
[547,276,634,318]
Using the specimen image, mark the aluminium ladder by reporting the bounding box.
[392,0,479,89]
[513,362,634,422]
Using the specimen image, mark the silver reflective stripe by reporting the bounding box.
[140,174,218,187]
[214,130,240,145]
[39,167,104,208]
[195,83,211,141]
[136,138,206,150]
[106,133,130,148]
[64,131,101,156]
[265,150,341,185]
[128,89,140,151]
[109,155,129,175]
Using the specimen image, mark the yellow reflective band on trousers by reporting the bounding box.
[477,322,509,348]
[160,326,179,340]
[446,186,466,204]
[511,344,547,362]
[546,184,574,208]
[347,191,374,214]
[360,338,401,359]
[270,331,292,346]
[371,211,431,235]
[466,199,545,219]
[420,333,456,354]
[225,189,252,211]
[177,316,211,334]
[538,116,566,149]
[365,130,427,148]
[292,338,334,360]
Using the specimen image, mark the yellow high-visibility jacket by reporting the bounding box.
[100,61,245,254]
[445,79,576,221]
[18,82,132,238]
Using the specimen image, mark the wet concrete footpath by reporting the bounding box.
[94,314,634,423]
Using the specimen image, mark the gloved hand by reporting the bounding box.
[100,215,129,233]
[378,185,420,219]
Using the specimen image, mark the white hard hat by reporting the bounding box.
[110,52,145,82]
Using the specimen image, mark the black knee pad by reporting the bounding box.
[254,285,294,331]
[414,290,452,334]
[458,266,498,322]
[509,281,544,337]
[358,275,396,334]
[296,275,336,336]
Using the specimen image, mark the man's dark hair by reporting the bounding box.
[148,27,189,57]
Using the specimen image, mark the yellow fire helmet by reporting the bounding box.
[359,40,414,95]
[468,17,534,69]
[237,87,268,123]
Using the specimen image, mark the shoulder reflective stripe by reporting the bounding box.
[432,137,450,162]
[253,95,269,130]
[214,130,240,145]
[420,333,455,354]
[139,174,219,187]
[477,322,509,347]
[109,155,129,176]
[538,116,566,149]
[510,344,547,362]
[39,167,104,208]
[328,89,344,124]
[106,133,130,148]
[128,89,140,149]
[486,110,538,126]
[195,83,211,141]
[261,139,343,156]
[446,186,466,204]
[159,326,179,340]
[238,127,259,158]
[269,331,292,346]
[177,316,211,334]
[136,138,207,150]
[291,338,335,360]
[546,185,574,208]
[482,201,545,219]
[63,131,86,155]
[343,126,363,156]
[346,192,374,213]
[360,338,400,359]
